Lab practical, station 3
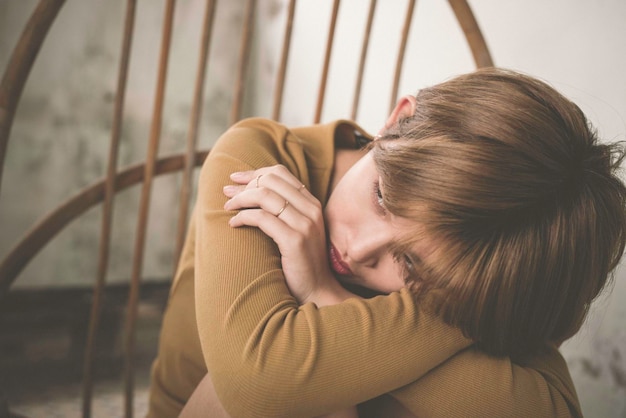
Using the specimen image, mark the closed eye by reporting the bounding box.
[403,254,415,276]
[395,251,420,281]
[372,179,386,215]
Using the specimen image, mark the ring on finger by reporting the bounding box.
[298,184,306,192]
[276,200,289,217]
[255,174,263,188]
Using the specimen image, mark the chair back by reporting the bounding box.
[0,1,492,416]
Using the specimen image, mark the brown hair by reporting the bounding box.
[374,68,626,359]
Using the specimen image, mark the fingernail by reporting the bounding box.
[230,172,244,179]
[223,185,237,195]
[223,199,231,210]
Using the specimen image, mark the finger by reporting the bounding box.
[231,165,307,194]
[256,165,304,190]
[222,184,246,198]
[225,183,320,227]
[226,191,325,245]
[229,169,257,185]
[253,171,316,207]
[229,208,304,250]
[230,167,314,215]
[224,187,292,218]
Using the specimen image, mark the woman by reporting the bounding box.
[148,68,626,417]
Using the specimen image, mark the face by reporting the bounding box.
[324,151,436,294]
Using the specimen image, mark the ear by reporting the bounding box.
[378,95,417,135]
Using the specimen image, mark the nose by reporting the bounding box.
[348,223,394,267]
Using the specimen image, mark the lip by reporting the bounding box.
[329,243,353,276]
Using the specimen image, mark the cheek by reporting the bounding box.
[368,258,406,293]
[325,188,358,223]
[382,275,406,294]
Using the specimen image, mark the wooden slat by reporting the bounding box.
[123,0,177,415]
[448,0,494,68]
[271,0,297,121]
[0,1,498,412]
[174,0,218,268]
[314,0,341,124]
[81,1,137,417]
[230,0,257,124]
[0,151,209,300]
[351,0,377,120]
[0,0,66,199]
[389,0,416,114]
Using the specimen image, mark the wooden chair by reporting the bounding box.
[0,0,493,416]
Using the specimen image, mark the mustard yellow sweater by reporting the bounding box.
[148,118,582,418]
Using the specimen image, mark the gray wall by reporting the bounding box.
[0,0,250,286]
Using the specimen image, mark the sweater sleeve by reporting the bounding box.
[194,118,471,418]
[389,344,582,418]
[194,118,581,418]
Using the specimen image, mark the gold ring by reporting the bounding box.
[255,174,262,188]
[276,200,289,217]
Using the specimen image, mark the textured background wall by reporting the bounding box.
[0,0,251,286]
[1,0,625,416]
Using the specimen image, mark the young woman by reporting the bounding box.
[148,68,626,417]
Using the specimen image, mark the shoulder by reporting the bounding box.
[201,117,305,177]
[212,117,291,154]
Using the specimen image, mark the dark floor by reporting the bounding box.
[0,282,170,418]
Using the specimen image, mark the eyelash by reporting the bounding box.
[372,180,386,215]
[403,255,415,275]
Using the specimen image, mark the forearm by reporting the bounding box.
[181,373,361,418]
[388,346,581,418]
[198,216,469,416]
[306,278,360,307]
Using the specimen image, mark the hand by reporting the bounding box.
[223,165,354,306]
